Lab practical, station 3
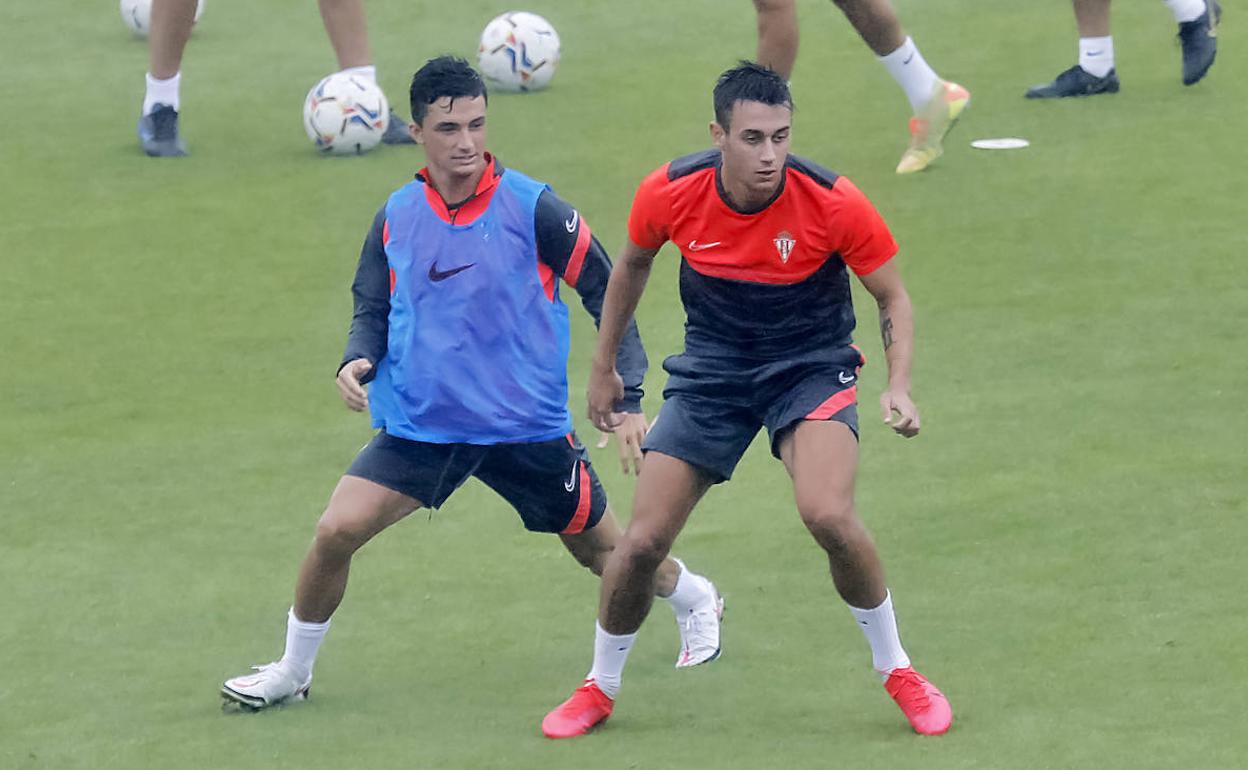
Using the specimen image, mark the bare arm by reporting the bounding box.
[857,259,919,437]
[587,240,660,433]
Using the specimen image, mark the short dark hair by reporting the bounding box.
[712,61,793,131]
[409,56,488,125]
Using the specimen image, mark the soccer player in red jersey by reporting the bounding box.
[542,61,951,739]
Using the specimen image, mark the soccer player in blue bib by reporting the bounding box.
[221,57,723,710]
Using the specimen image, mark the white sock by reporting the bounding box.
[143,71,181,115]
[877,37,940,113]
[340,65,377,83]
[1164,0,1207,23]
[1078,36,1115,78]
[586,621,636,699]
[848,591,911,677]
[278,607,331,682]
[662,558,707,615]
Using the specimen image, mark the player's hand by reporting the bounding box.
[587,364,625,433]
[337,358,372,412]
[880,388,920,438]
[598,412,648,475]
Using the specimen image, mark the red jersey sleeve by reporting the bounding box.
[626,164,673,249]
[828,177,898,276]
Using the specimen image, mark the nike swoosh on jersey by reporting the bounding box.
[428,261,476,282]
[688,240,722,251]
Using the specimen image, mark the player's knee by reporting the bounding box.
[796,497,858,542]
[577,544,611,576]
[313,510,370,555]
[618,530,672,572]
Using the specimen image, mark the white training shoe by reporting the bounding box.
[674,574,724,668]
[221,662,311,710]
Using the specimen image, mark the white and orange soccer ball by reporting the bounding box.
[302,73,390,155]
[477,11,561,93]
[120,0,204,37]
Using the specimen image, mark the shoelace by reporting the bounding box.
[890,670,932,711]
[150,107,179,141]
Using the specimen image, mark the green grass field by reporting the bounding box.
[3,1,1246,767]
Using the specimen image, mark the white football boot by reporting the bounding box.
[673,565,725,668]
[221,662,311,710]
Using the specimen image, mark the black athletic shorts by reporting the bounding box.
[643,345,865,482]
[344,431,607,534]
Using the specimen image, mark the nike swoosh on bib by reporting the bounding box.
[428,262,476,282]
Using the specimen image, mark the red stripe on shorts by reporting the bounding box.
[561,463,592,535]
[806,385,858,420]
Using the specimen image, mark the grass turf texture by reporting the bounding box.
[2,1,1246,767]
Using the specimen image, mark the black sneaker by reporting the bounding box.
[381,109,415,145]
[137,103,187,157]
[1179,0,1221,86]
[1025,65,1120,99]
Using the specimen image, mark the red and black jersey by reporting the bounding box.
[628,149,897,360]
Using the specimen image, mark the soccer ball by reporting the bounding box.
[477,12,560,93]
[302,73,390,155]
[119,0,204,38]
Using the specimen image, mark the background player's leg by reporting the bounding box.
[1074,0,1113,37]
[833,0,970,174]
[139,0,197,156]
[317,0,414,143]
[833,0,904,55]
[754,0,800,80]
[318,0,373,70]
[779,419,951,735]
[1025,1,1120,98]
[148,0,196,79]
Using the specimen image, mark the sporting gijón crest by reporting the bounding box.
[773,231,796,263]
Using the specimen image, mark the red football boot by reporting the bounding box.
[541,679,614,739]
[884,667,953,735]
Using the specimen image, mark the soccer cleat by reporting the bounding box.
[137,103,187,157]
[381,109,415,145]
[221,662,311,710]
[884,666,952,736]
[1025,65,1120,99]
[895,80,971,175]
[674,570,724,668]
[541,679,614,739]
[1179,0,1221,86]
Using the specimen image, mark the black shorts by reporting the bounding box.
[344,431,607,534]
[643,345,865,482]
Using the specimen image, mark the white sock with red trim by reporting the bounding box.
[848,591,911,679]
[586,621,636,699]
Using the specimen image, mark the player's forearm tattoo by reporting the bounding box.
[880,311,895,350]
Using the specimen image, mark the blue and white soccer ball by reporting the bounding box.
[302,73,390,155]
[477,11,561,93]
[119,0,204,38]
